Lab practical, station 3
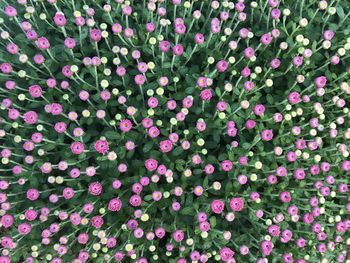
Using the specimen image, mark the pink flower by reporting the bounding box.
[268,225,280,236]
[159,40,171,52]
[91,215,104,228]
[0,256,10,263]
[216,60,229,72]
[77,233,89,245]
[268,0,279,7]
[8,108,20,120]
[54,122,67,133]
[288,91,301,104]
[173,44,184,56]
[261,129,274,141]
[244,47,255,58]
[94,139,109,154]
[152,191,162,201]
[199,221,210,231]
[314,76,327,89]
[197,77,207,88]
[90,28,102,42]
[114,252,124,261]
[4,6,17,17]
[124,28,134,38]
[271,9,281,19]
[64,37,76,49]
[303,213,314,224]
[134,74,146,85]
[1,214,14,228]
[106,237,117,248]
[112,23,123,33]
[323,30,334,40]
[220,247,235,262]
[5,80,15,90]
[261,240,273,256]
[146,22,155,32]
[36,37,50,50]
[293,168,306,180]
[108,198,122,212]
[160,140,173,153]
[26,188,39,200]
[183,97,194,108]
[229,197,244,212]
[75,16,85,26]
[271,58,281,69]
[28,85,42,98]
[129,195,142,207]
[0,63,12,74]
[62,65,73,77]
[217,101,227,111]
[253,104,265,116]
[62,187,75,199]
[26,30,38,41]
[53,12,66,26]
[241,66,251,78]
[279,191,292,203]
[200,89,213,101]
[221,160,233,172]
[6,43,19,54]
[293,56,303,67]
[155,227,165,238]
[195,33,205,44]
[211,199,225,214]
[71,142,85,155]
[122,5,133,15]
[18,223,31,235]
[120,119,133,132]
[245,120,256,129]
[88,182,103,196]
[281,229,293,243]
[23,111,38,125]
[260,33,273,45]
[145,159,158,171]
[175,24,186,35]
[173,230,185,242]
[148,97,159,108]
[148,126,160,138]
[50,103,63,115]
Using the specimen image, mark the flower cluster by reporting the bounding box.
[0,0,350,262]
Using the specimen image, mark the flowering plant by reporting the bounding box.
[0,0,350,262]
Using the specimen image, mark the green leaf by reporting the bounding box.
[143,141,154,153]
[181,207,195,215]
[215,87,222,97]
[203,176,209,188]
[105,131,119,139]
[210,216,217,227]
[173,146,183,156]
[336,6,345,19]
[144,195,153,201]
[185,86,195,94]
[267,94,274,104]
[242,142,251,149]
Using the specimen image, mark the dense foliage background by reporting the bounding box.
[0,0,349,262]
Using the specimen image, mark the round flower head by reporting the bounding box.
[229,197,244,212]
[211,199,225,214]
[88,182,103,196]
[94,139,109,154]
[71,142,85,155]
